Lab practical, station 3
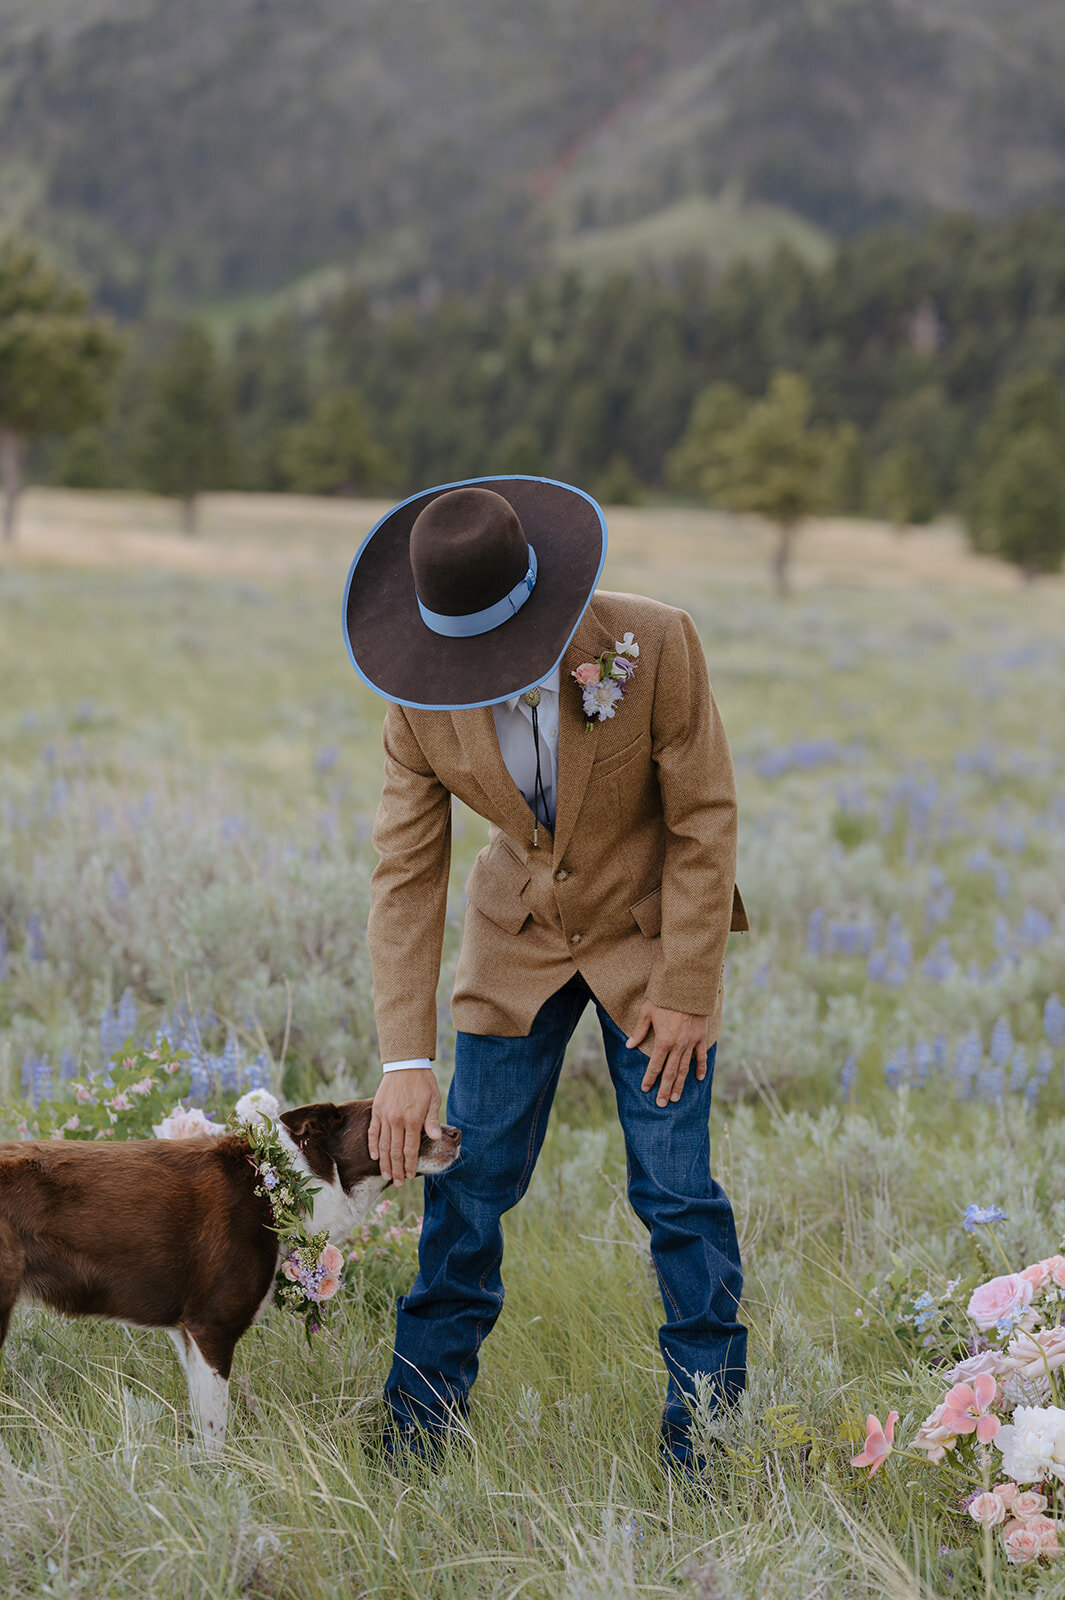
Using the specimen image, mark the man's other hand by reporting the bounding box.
[369,1068,442,1185]
[626,1004,708,1107]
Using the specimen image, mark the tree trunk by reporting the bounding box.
[772,521,797,597]
[181,494,198,536]
[1,426,27,545]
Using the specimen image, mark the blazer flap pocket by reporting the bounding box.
[629,885,662,938]
[465,847,532,935]
[730,883,750,933]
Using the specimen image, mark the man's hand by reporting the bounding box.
[369,1068,442,1186]
[626,1004,708,1107]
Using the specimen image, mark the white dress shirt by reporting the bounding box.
[382,663,562,1073]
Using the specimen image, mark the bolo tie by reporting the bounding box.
[520,687,551,847]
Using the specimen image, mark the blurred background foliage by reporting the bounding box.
[3,0,1065,574]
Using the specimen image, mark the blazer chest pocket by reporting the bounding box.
[465,844,532,935]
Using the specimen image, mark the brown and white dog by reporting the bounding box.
[0,1098,460,1450]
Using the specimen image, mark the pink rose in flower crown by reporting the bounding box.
[967,1273,1035,1331]
[321,1244,344,1276]
[317,1276,340,1300]
[572,662,601,686]
[282,1259,301,1282]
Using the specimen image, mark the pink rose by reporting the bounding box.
[572,662,601,686]
[1005,1527,1044,1565]
[969,1492,1007,1527]
[282,1259,301,1282]
[1022,1261,1052,1292]
[994,1481,1021,1510]
[910,1403,960,1463]
[1046,1256,1065,1287]
[967,1274,1035,1331]
[1011,1492,1049,1521]
[317,1276,340,1300]
[320,1244,344,1275]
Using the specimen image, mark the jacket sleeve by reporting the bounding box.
[645,608,738,1017]
[367,704,452,1062]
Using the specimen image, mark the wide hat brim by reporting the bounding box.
[342,475,607,709]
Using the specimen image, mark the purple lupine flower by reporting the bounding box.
[1046,995,1065,1050]
[989,1016,1014,1069]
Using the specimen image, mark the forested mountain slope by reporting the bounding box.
[2,0,1064,309]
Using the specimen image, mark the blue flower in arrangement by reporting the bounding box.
[962,1203,1008,1233]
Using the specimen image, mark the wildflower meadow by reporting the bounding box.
[1,491,1064,1598]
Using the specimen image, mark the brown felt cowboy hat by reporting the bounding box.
[342,476,607,709]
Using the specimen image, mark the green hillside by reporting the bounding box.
[2,0,1064,309]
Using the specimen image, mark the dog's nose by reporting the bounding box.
[441,1125,461,1145]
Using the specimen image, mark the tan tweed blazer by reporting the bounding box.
[367,590,748,1062]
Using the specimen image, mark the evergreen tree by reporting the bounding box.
[982,427,1065,579]
[137,321,233,534]
[0,235,121,541]
[280,390,392,495]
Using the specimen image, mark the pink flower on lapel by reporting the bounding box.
[572,662,601,685]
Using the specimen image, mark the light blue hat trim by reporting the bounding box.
[417,544,537,637]
[342,474,607,711]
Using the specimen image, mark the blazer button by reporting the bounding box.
[555,868,570,882]
[569,932,583,945]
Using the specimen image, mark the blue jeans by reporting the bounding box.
[384,972,746,1459]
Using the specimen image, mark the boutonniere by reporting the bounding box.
[572,632,639,732]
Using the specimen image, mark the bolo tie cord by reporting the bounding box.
[522,688,551,847]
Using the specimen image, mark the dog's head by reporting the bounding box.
[279,1099,461,1190]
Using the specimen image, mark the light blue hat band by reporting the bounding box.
[416,544,538,638]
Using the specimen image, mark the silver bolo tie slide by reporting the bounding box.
[520,687,548,847]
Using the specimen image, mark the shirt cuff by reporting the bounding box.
[381,1057,433,1072]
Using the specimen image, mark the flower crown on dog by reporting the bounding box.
[233,1092,342,1342]
[572,632,638,731]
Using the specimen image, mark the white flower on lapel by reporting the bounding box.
[572,634,638,730]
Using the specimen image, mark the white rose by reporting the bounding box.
[234,1088,280,1127]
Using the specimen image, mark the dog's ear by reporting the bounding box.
[278,1107,340,1158]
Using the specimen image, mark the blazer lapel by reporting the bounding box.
[552,600,614,866]
[451,703,547,850]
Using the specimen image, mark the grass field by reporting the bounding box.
[1,490,1064,1598]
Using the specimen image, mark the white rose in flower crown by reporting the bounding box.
[233,1088,280,1127]
[996,1406,1065,1484]
[153,1106,227,1140]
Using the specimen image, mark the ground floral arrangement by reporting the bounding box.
[852,1205,1065,1579]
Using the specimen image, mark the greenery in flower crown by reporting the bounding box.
[238,1112,346,1342]
[1,1037,192,1142]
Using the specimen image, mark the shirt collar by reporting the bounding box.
[503,662,562,714]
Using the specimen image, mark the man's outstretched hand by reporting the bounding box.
[626,1004,708,1107]
[369,1068,442,1185]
